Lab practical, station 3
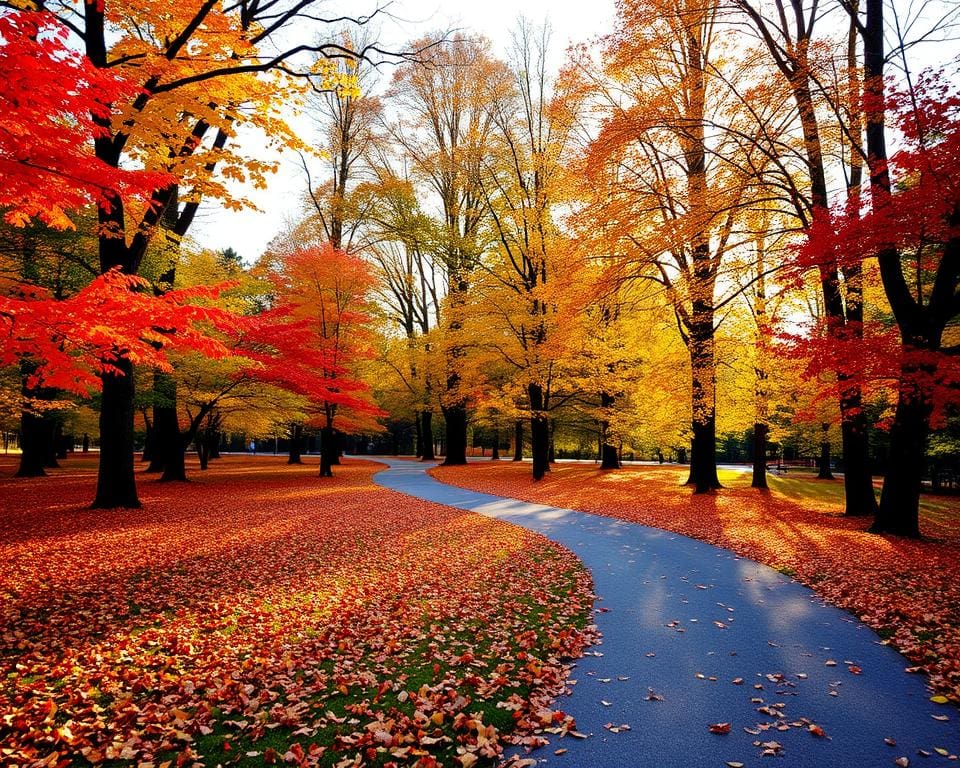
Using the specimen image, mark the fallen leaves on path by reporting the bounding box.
[0,457,595,766]
[431,462,960,704]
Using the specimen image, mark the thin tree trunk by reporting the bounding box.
[529,383,549,480]
[817,423,835,479]
[414,411,423,458]
[491,428,501,460]
[751,422,768,489]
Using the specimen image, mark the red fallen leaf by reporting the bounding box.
[808,724,827,738]
[848,665,862,675]
[894,758,910,767]
[709,722,732,734]
[732,678,744,685]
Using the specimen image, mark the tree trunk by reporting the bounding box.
[529,383,549,480]
[600,391,620,469]
[491,428,500,460]
[442,405,468,465]
[414,411,423,458]
[839,403,877,516]
[197,437,210,470]
[751,422,768,489]
[817,423,835,479]
[688,315,721,493]
[513,419,523,461]
[421,411,435,460]
[288,423,303,464]
[871,356,932,538]
[209,435,221,459]
[548,418,556,466]
[319,426,337,477]
[155,373,186,482]
[15,407,47,477]
[92,360,141,508]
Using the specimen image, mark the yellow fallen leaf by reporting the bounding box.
[930,695,949,704]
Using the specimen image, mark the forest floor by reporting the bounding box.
[0,455,594,768]
[431,461,960,706]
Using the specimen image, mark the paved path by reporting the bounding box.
[373,458,960,767]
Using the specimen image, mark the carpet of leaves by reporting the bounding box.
[0,457,595,768]
[431,462,960,704]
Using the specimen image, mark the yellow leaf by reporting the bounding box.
[930,695,949,704]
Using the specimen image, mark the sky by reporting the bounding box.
[190,0,618,263]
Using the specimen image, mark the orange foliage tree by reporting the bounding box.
[262,244,383,476]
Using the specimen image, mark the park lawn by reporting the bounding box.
[431,461,960,705]
[0,456,595,768]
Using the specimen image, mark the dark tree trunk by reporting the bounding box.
[209,435,220,459]
[687,296,721,493]
[529,383,549,481]
[82,433,90,453]
[92,360,141,508]
[141,420,155,464]
[839,405,877,516]
[415,411,424,458]
[421,411,435,460]
[16,407,47,477]
[41,403,61,469]
[197,437,210,470]
[751,422,768,489]
[155,373,186,482]
[689,416,721,493]
[513,419,523,461]
[871,358,932,538]
[600,391,620,469]
[319,426,338,477]
[817,423,835,480]
[288,423,303,464]
[491,428,501,460]
[600,441,620,470]
[442,405,468,466]
[548,419,556,466]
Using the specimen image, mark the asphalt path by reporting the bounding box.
[372,457,960,768]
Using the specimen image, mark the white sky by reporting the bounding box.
[190,0,618,263]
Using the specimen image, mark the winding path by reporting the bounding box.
[373,458,960,767]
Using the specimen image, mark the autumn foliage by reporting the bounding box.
[0,11,170,230]
[0,457,594,766]
[0,270,238,395]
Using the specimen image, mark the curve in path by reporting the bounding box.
[373,458,960,768]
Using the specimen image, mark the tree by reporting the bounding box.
[263,244,383,476]
[478,21,584,480]
[388,35,510,465]
[805,71,960,537]
[577,0,755,492]
[730,0,879,516]
[15,0,417,507]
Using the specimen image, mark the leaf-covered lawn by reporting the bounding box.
[431,462,960,704]
[0,457,595,768]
